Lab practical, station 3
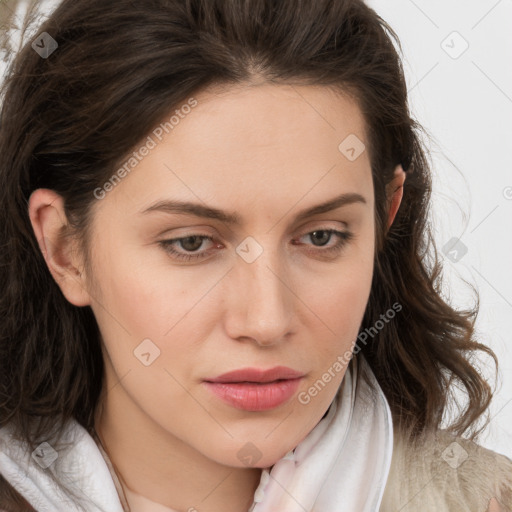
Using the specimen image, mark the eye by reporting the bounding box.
[294,229,354,257]
[158,228,354,262]
[159,234,217,262]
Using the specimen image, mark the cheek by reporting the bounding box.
[304,251,374,349]
[91,243,220,374]
[92,241,185,335]
[84,248,168,376]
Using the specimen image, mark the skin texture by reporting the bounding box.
[488,497,503,512]
[29,83,406,512]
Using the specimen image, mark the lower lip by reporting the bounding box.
[203,378,302,411]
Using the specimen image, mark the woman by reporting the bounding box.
[0,0,510,511]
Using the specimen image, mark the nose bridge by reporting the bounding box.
[228,235,293,344]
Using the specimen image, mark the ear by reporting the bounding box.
[385,164,406,230]
[28,188,92,307]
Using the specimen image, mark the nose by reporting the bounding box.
[223,244,295,347]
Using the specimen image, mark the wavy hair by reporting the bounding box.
[0,0,498,481]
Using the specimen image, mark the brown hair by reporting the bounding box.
[0,0,497,481]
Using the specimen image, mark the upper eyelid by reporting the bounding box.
[165,226,350,250]
[164,224,348,243]
[160,219,349,239]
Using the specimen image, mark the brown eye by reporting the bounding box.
[294,229,353,256]
[159,234,217,262]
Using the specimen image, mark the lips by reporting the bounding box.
[203,366,304,411]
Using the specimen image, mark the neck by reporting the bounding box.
[93,379,261,512]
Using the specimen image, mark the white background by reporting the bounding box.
[366,0,512,458]
[2,0,511,459]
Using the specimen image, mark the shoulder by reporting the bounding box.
[380,428,512,512]
[0,473,36,512]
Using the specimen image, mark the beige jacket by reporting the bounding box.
[1,429,511,511]
[381,429,512,511]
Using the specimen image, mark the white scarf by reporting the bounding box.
[0,354,393,512]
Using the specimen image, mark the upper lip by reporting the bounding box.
[205,366,304,383]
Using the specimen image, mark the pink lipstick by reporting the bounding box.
[203,366,304,411]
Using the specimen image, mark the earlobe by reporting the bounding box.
[28,189,91,307]
[386,164,406,230]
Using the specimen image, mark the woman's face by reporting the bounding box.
[82,83,375,468]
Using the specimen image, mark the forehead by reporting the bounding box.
[186,82,368,159]
[96,83,373,219]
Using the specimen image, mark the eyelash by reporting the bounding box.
[158,228,354,262]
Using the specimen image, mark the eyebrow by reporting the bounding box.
[140,192,367,225]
